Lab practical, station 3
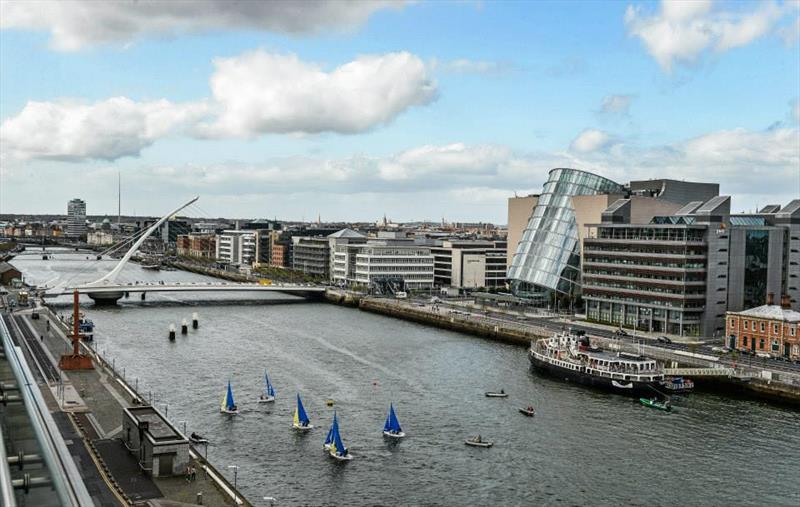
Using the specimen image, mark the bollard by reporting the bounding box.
[169,324,176,341]
[196,492,203,505]
[192,312,199,329]
[181,319,188,335]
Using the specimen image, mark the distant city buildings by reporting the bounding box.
[430,239,507,289]
[176,233,217,260]
[66,198,87,238]
[216,230,257,265]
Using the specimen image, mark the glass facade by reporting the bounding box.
[508,168,624,295]
[743,229,769,309]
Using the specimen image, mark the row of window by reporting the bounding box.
[731,318,797,336]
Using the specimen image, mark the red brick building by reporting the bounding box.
[271,243,288,267]
[176,234,217,260]
[726,294,800,359]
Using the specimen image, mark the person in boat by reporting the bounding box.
[259,394,266,400]
[476,435,481,443]
[500,389,505,395]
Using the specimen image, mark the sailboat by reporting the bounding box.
[382,403,405,438]
[220,380,239,415]
[328,413,353,461]
[258,370,276,403]
[324,411,338,450]
[292,394,313,430]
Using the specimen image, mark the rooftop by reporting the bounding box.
[729,305,800,323]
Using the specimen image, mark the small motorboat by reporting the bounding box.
[465,436,493,448]
[639,397,673,412]
[518,406,535,417]
[189,433,209,444]
[485,391,508,398]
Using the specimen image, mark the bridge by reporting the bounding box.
[42,196,326,305]
[44,282,325,299]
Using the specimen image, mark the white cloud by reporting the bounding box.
[625,0,794,71]
[570,129,614,153]
[0,97,207,161]
[1,50,437,160]
[0,0,406,51]
[200,50,437,137]
[599,94,634,115]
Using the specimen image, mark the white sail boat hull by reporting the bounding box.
[220,408,239,415]
[292,423,314,431]
[383,431,405,439]
[257,396,275,403]
[329,451,353,461]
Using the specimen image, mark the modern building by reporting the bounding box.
[507,169,627,299]
[292,236,331,279]
[216,230,256,265]
[87,231,114,246]
[332,234,434,291]
[176,233,217,260]
[507,171,721,303]
[726,294,800,359]
[583,198,800,337]
[66,198,87,238]
[430,239,507,289]
[329,228,368,284]
[507,194,538,268]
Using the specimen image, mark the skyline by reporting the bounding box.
[1,0,799,222]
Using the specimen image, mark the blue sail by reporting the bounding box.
[265,371,275,397]
[325,412,338,447]
[384,404,402,433]
[226,381,235,410]
[296,394,310,425]
[331,416,347,456]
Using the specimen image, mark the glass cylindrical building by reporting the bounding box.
[508,168,624,297]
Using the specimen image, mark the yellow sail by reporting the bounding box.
[293,407,299,426]
[220,394,226,412]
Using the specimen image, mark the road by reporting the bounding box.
[402,295,800,376]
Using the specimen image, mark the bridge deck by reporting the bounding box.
[664,367,736,377]
[45,283,326,296]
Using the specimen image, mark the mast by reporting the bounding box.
[117,170,121,226]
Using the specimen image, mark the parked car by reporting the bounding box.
[615,328,629,336]
[656,336,672,344]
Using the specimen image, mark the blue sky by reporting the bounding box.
[1,0,798,222]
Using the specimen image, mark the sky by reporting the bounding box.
[0,0,798,224]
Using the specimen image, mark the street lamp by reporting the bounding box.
[178,420,187,436]
[228,465,239,503]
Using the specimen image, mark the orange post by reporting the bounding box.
[59,289,94,370]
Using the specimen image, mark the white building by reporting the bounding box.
[87,231,114,246]
[67,198,87,238]
[430,239,507,289]
[216,230,257,265]
[332,234,434,290]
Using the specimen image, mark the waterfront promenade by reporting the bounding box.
[4,301,251,506]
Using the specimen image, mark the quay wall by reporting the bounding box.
[357,297,550,346]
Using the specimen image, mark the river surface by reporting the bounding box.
[14,250,800,507]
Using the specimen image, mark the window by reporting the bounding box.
[760,322,765,332]
[791,327,796,337]
[772,340,780,352]
[759,338,765,349]
[742,336,749,347]
[774,324,779,334]
[729,319,735,328]
[744,321,749,330]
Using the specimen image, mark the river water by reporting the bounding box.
[14,250,800,507]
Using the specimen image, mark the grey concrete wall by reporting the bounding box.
[703,227,730,337]
[727,228,746,311]
[767,229,785,303]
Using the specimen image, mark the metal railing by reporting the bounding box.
[0,315,93,506]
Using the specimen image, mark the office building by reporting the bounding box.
[216,230,257,265]
[176,233,217,260]
[66,198,87,238]
[507,170,720,301]
[292,236,331,279]
[431,239,507,289]
[332,233,434,290]
[583,198,800,337]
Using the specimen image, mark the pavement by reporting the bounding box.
[6,303,248,506]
